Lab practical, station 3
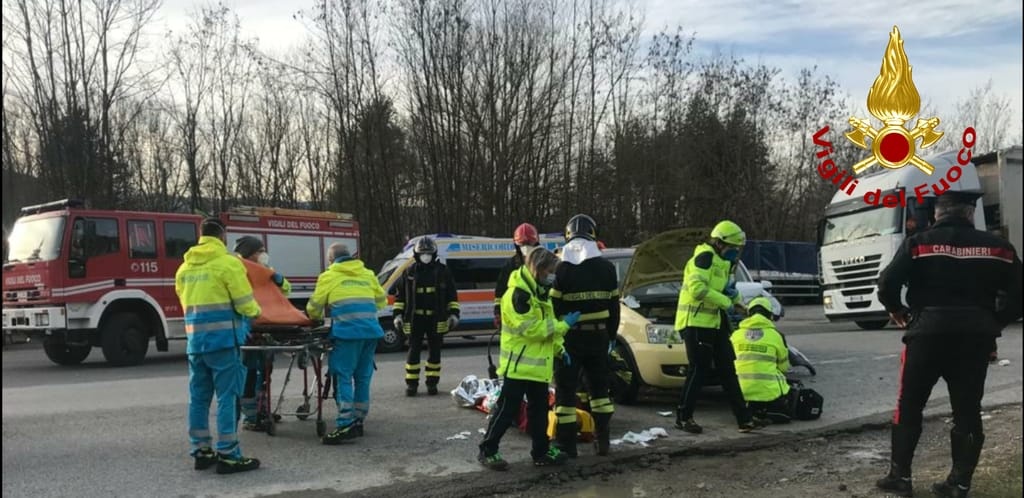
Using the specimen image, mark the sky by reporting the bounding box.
[152,0,1024,142]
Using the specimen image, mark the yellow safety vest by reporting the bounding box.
[499,267,569,383]
[307,258,387,340]
[730,314,791,402]
[675,243,737,330]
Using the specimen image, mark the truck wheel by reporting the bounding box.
[376,322,406,354]
[42,338,91,366]
[609,341,640,405]
[101,312,150,366]
[855,320,889,330]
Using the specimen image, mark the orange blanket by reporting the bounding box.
[240,258,313,327]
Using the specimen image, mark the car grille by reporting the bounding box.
[824,254,883,291]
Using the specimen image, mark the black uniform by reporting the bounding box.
[394,260,459,391]
[876,215,1022,491]
[550,253,620,456]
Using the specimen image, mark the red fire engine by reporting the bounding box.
[2,199,359,367]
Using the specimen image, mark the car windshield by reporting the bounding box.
[821,206,903,246]
[6,216,66,263]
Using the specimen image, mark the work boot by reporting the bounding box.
[931,480,970,498]
[875,462,914,497]
[932,429,985,498]
[427,384,439,396]
[533,447,569,466]
[352,420,365,437]
[405,384,418,397]
[193,447,217,471]
[322,425,359,445]
[675,418,703,434]
[555,422,578,458]
[876,424,922,497]
[593,412,612,456]
[216,454,261,474]
[478,450,510,471]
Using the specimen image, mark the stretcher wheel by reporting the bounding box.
[296,403,310,421]
[316,420,326,437]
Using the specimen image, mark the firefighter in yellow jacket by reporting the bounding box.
[307,243,388,444]
[674,220,759,434]
[731,297,793,423]
[175,218,262,474]
[477,248,580,470]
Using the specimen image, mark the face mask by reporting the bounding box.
[418,254,434,265]
[722,247,740,262]
[257,252,270,266]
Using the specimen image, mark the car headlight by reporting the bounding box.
[823,295,833,309]
[646,324,681,344]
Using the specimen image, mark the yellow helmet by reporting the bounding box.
[747,296,773,317]
[711,220,746,246]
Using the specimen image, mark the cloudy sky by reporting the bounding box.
[154,0,1023,140]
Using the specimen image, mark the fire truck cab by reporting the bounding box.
[2,199,359,367]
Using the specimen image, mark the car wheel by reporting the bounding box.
[42,338,91,366]
[855,320,889,330]
[609,341,640,405]
[100,312,150,366]
[376,322,406,353]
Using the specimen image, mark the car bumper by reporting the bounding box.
[2,306,67,331]
[630,342,688,389]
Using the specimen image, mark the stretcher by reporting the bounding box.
[241,324,332,438]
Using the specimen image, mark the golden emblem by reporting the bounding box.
[845,26,943,175]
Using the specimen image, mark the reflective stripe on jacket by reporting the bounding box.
[307,258,387,340]
[175,236,261,354]
[675,243,738,330]
[730,314,790,402]
[499,267,569,383]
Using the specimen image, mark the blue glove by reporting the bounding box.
[723,282,738,299]
[272,272,284,286]
[563,311,582,327]
[561,350,572,367]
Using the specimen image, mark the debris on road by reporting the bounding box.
[657,411,673,417]
[999,359,1011,367]
[446,431,472,440]
[611,428,669,447]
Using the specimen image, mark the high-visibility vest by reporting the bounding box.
[730,314,791,402]
[175,236,261,354]
[307,258,387,341]
[498,267,569,383]
[675,243,737,330]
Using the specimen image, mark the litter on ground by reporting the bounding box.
[998,359,1011,367]
[611,427,670,447]
[446,431,472,441]
[657,411,673,417]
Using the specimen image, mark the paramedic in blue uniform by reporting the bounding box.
[875,190,1022,498]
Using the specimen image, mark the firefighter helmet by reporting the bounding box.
[414,237,438,256]
[711,220,746,246]
[513,223,540,246]
[565,214,598,242]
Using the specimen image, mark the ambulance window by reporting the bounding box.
[446,258,507,290]
[84,218,120,258]
[128,221,157,259]
[164,221,198,259]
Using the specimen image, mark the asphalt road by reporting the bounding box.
[2,306,1021,498]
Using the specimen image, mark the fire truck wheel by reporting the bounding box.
[42,338,92,366]
[100,312,150,366]
[376,322,406,354]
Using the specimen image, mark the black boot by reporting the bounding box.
[405,383,418,397]
[932,429,985,498]
[593,412,612,456]
[876,424,922,497]
[554,422,578,458]
[426,383,439,396]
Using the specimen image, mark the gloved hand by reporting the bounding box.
[563,311,582,327]
[271,272,284,286]
[393,317,404,331]
[607,341,615,356]
[447,315,460,330]
[723,282,738,300]
[561,349,572,367]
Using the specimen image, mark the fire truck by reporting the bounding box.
[2,199,359,366]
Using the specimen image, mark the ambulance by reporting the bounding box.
[374,234,564,353]
[2,199,359,366]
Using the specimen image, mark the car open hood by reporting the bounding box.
[621,228,710,296]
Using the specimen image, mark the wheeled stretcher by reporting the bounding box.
[241,325,332,438]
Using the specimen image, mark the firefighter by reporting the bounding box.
[393,237,460,396]
[478,248,579,470]
[875,191,1022,498]
[234,236,290,431]
[307,243,387,444]
[174,218,261,474]
[494,223,542,328]
[675,221,760,434]
[731,296,793,424]
[550,214,620,457]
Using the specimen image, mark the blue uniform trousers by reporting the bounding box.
[188,347,244,457]
[329,339,377,428]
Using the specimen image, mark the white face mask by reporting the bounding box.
[257,252,270,266]
[418,254,434,265]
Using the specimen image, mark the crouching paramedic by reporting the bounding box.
[393,237,459,396]
[551,214,619,457]
[175,218,262,474]
[731,297,793,424]
[478,248,579,470]
[307,243,387,445]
